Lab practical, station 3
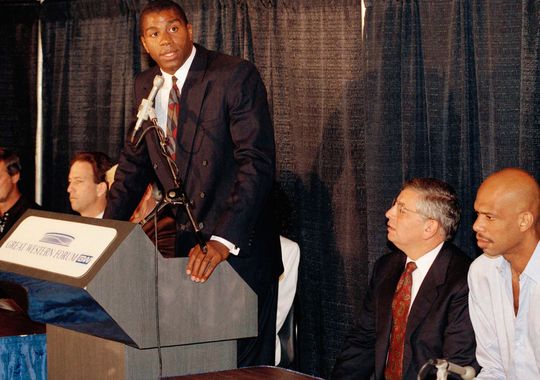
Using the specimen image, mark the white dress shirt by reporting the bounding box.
[154,46,196,135]
[468,241,540,380]
[385,242,443,366]
[406,242,443,312]
[275,236,300,365]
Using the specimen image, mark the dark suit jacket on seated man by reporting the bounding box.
[0,148,40,240]
[332,178,478,380]
[0,148,45,334]
[104,0,283,367]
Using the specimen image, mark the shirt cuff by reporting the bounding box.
[210,235,240,255]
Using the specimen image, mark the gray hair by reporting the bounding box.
[402,178,461,240]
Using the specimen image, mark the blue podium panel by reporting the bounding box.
[0,334,46,380]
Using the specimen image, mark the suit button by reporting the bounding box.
[153,163,158,170]
[198,222,204,229]
[202,160,209,167]
[199,192,205,199]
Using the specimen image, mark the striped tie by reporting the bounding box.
[384,261,417,380]
[166,76,180,158]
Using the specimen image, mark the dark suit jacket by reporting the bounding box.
[332,242,478,380]
[0,195,40,240]
[105,44,283,294]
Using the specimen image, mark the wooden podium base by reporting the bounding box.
[47,325,237,380]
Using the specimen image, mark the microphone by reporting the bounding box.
[418,359,476,380]
[130,75,164,143]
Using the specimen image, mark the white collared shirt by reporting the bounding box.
[406,241,443,312]
[90,210,104,219]
[154,45,197,135]
[468,240,540,380]
[385,242,444,367]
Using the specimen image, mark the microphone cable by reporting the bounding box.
[150,208,163,379]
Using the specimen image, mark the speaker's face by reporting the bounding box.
[140,8,194,75]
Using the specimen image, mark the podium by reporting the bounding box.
[0,210,257,379]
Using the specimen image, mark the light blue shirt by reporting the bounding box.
[468,240,540,380]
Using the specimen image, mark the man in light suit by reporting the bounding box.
[332,178,478,380]
[104,0,283,366]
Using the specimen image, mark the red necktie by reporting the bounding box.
[384,261,417,380]
[166,76,180,158]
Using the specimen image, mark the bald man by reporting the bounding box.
[468,168,540,379]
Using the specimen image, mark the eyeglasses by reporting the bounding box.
[391,198,429,218]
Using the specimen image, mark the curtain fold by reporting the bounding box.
[364,0,539,267]
[518,0,540,171]
[40,0,142,212]
[184,3,364,375]
[0,2,39,200]
[251,1,364,375]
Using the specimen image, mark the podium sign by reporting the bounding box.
[0,216,116,277]
[0,210,257,379]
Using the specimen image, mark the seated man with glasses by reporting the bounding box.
[332,178,478,380]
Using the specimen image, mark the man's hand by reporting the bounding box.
[186,240,230,283]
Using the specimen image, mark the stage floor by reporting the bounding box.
[166,366,322,380]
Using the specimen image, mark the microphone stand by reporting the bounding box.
[133,114,208,253]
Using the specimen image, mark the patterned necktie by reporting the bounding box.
[166,76,180,158]
[384,261,417,380]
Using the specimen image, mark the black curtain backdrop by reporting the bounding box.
[364,0,539,264]
[40,0,144,212]
[0,1,39,200]
[3,0,539,378]
[184,2,365,375]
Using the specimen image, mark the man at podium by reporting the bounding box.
[105,0,283,367]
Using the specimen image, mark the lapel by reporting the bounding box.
[176,44,210,182]
[401,243,452,375]
[406,244,451,333]
[375,252,406,375]
[378,253,406,336]
[140,66,177,191]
